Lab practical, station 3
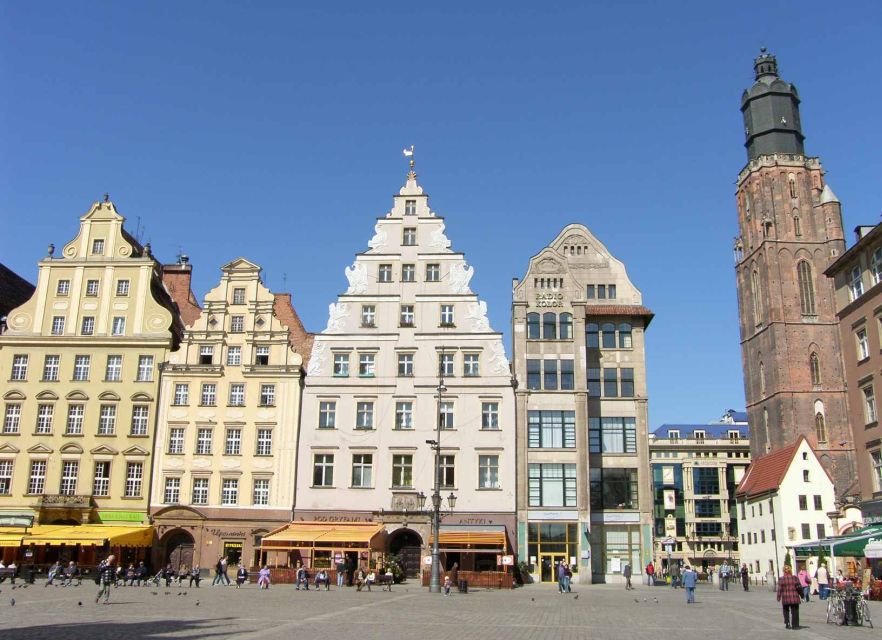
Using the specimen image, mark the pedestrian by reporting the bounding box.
[816,562,830,600]
[682,565,697,604]
[670,562,680,589]
[776,565,802,630]
[336,558,346,589]
[221,556,231,586]
[450,562,459,592]
[623,562,633,590]
[257,565,270,589]
[740,563,749,592]
[212,557,224,586]
[443,575,452,596]
[236,564,248,588]
[707,566,713,586]
[189,564,201,588]
[95,555,116,605]
[646,561,655,586]
[557,561,566,593]
[796,566,810,602]
[720,561,730,591]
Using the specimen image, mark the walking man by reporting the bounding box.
[740,563,749,591]
[212,557,224,586]
[720,561,730,591]
[336,558,346,589]
[557,561,567,594]
[670,562,680,589]
[623,562,633,590]
[777,565,802,630]
[682,564,697,604]
[646,561,655,586]
[816,562,830,600]
[221,556,231,586]
[95,555,116,605]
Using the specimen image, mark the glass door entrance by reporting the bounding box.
[540,554,567,583]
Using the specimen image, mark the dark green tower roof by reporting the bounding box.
[740,49,805,161]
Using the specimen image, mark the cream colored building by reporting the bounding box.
[150,258,309,570]
[0,200,182,537]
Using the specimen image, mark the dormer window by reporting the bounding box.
[405,199,416,216]
[199,346,214,365]
[255,345,270,366]
[232,288,246,305]
[728,430,740,442]
[668,430,680,442]
[91,239,105,255]
[694,430,706,443]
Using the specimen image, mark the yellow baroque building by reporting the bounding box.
[0,199,183,565]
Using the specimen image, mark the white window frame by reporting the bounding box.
[479,455,500,489]
[356,401,375,430]
[111,317,126,336]
[252,478,270,505]
[229,383,245,407]
[73,355,91,381]
[481,402,499,430]
[105,355,123,382]
[116,279,130,296]
[395,401,413,430]
[130,405,149,436]
[168,427,185,454]
[136,355,154,382]
[259,383,275,407]
[98,404,116,435]
[225,428,242,456]
[173,384,189,406]
[196,428,213,455]
[221,478,239,505]
[256,429,273,456]
[81,316,95,336]
[66,404,85,435]
[191,477,209,505]
[227,346,242,366]
[125,462,143,498]
[92,462,110,497]
[164,477,181,504]
[43,355,60,381]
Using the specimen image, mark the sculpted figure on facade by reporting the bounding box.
[325,302,349,333]
[449,261,474,294]
[344,261,368,294]
[467,300,491,332]
[489,339,510,375]
[307,340,327,377]
[429,221,452,250]
[367,223,388,251]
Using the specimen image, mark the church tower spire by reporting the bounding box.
[741,48,805,160]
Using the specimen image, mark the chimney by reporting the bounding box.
[162,261,201,327]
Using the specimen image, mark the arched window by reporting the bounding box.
[809,352,821,386]
[793,215,801,237]
[797,260,816,315]
[759,361,766,396]
[586,323,599,348]
[763,407,770,452]
[559,313,573,340]
[526,313,540,340]
[751,270,762,324]
[542,313,557,340]
[601,323,616,349]
[789,176,798,198]
[815,412,827,444]
[618,323,632,348]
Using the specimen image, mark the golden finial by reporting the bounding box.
[402,145,416,178]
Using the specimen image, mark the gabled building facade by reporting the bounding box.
[150,258,309,570]
[512,224,653,583]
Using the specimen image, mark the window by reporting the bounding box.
[85,279,99,296]
[479,455,500,489]
[43,355,60,381]
[528,411,576,448]
[527,313,540,339]
[693,468,720,494]
[403,227,417,245]
[400,305,415,327]
[395,402,412,430]
[398,353,414,376]
[798,495,808,510]
[751,270,762,324]
[601,323,616,349]
[694,430,706,443]
[230,315,244,333]
[28,460,47,494]
[426,264,440,282]
[51,316,65,335]
[11,355,28,380]
[333,353,350,377]
[608,285,617,299]
[440,455,455,488]
[259,384,275,406]
[227,346,242,366]
[135,355,152,381]
[164,477,181,503]
[816,523,826,539]
[196,428,213,455]
[598,285,607,299]
[527,360,541,390]
[586,323,599,348]
[125,462,143,497]
[864,385,877,424]
[603,368,618,397]
[392,455,413,488]
[352,454,373,488]
[439,402,454,430]
[668,429,680,442]
[559,360,574,390]
[872,248,882,286]
[229,383,245,406]
[543,360,558,390]
[59,461,79,495]
[810,352,821,386]
[481,402,499,430]
[378,264,393,283]
[528,463,576,506]
[588,417,637,453]
[109,316,125,336]
[583,367,599,397]
[361,305,376,327]
[872,450,882,492]
[356,402,375,430]
[800,523,811,539]
[98,404,116,435]
[105,355,122,381]
[559,313,573,340]
[813,495,823,510]
[57,280,70,296]
[232,287,246,305]
[590,468,638,510]
[440,304,455,326]
[256,429,273,456]
[359,353,375,377]
[0,461,11,495]
[130,405,149,436]
[201,383,217,406]
[35,404,54,434]
[405,199,416,215]
[168,427,184,454]
[803,469,810,482]
[191,478,209,505]
[619,323,633,348]
[850,266,864,301]
[402,264,416,282]
[3,404,21,434]
[221,478,239,505]
[319,401,337,429]
[116,279,130,296]
[73,355,90,381]
[253,478,270,505]
[91,239,104,255]
[81,316,95,336]
[620,368,635,397]
[255,346,270,365]
[858,329,870,360]
[313,454,334,487]
[199,346,214,365]
[796,260,816,315]
[695,499,721,518]
[728,430,741,442]
[543,313,557,339]
[173,384,189,406]
[225,428,242,455]
[439,353,455,376]
[815,412,827,443]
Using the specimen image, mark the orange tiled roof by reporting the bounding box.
[735,438,803,499]
[585,305,654,325]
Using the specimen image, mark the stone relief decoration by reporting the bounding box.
[390,492,420,511]
[165,458,183,469]
[324,302,349,333]
[367,223,387,251]
[489,339,510,375]
[429,221,451,250]
[192,459,210,468]
[466,301,490,332]
[449,261,474,294]
[535,256,564,273]
[344,262,368,294]
[307,340,327,376]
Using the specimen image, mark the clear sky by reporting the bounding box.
[2,2,880,427]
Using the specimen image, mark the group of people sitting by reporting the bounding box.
[44,560,82,586]
[293,562,394,591]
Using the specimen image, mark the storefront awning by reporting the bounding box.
[261,522,385,549]
[0,529,24,547]
[792,525,882,558]
[430,525,508,551]
[21,524,153,547]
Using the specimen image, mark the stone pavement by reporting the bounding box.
[0,579,877,640]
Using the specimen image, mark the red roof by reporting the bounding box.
[735,438,803,499]
[584,305,654,326]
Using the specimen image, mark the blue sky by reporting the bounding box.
[2,2,881,426]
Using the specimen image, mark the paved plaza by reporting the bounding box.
[0,579,877,640]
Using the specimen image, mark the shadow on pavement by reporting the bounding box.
[2,617,240,640]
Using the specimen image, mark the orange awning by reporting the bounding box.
[430,525,507,551]
[261,522,384,548]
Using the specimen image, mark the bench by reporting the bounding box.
[0,567,17,583]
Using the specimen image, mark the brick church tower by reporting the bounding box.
[733,49,855,496]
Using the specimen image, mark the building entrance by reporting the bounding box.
[540,553,567,583]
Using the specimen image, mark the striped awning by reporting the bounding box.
[261,522,384,548]
[430,525,508,551]
[21,525,153,547]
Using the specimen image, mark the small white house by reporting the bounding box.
[736,436,835,579]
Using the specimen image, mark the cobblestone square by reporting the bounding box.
[0,580,878,640]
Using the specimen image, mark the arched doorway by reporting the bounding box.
[389,528,423,578]
[163,530,195,570]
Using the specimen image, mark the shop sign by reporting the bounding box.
[313,514,374,523]
[423,556,433,565]
[527,510,576,521]
[534,293,564,308]
[501,555,514,566]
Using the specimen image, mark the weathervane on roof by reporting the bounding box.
[403,145,417,182]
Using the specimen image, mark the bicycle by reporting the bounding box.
[856,593,873,628]
[826,590,845,625]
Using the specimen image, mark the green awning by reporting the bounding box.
[792,525,882,558]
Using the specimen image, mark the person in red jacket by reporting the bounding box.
[645,562,655,586]
[777,565,803,630]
